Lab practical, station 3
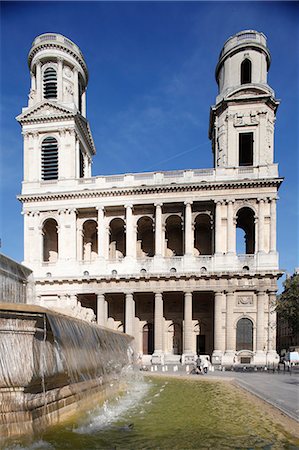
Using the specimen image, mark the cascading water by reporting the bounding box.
[0,303,133,439]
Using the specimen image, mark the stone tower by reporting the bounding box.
[209,30,279,170]
[17,33,95,187]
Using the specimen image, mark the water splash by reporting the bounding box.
[74,375,150,434]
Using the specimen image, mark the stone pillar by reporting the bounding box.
[182,292,193,361]
[154,203,163,256]
[215,201,222,254]
[57,57,63,101]
[152,292,164,364]
[77,224,83,261]
[73,68,79,108]
[125,293,135,336]
[97,294,106,326]
[36,61,42,102]
[258,199,265,252]
[125,204,135,258]
[267,291,277,352]
[227,201,235,254]
[58,209,77,261]
[225,291,235,351]
[214,292,225,352]
[270,199,277,253]
[97,206,105,258]
[256,291,265,352]
[184,201,193,256]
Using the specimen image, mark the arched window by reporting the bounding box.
[236,207,255,254]
[109,218,126,260]
[194,214,213,255]
[236,318,253,351]
[41,137,58,180]
[143,323,154,355]
[43,67,57,99]
[43,218,58,262]
[82,220,98,261]
[137,217,154,257]
[241,59,251,84]
[165,215,183,256]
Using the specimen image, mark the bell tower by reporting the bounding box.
[209,30,279,169]
[17,33,95,188]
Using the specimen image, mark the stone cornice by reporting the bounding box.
[18,178,283,203]
[16,101,76,124]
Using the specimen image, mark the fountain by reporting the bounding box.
[0,302,133,438]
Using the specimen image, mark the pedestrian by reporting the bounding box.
[202,357,209,374]
[196,355,202,374]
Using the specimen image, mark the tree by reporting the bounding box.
[276,273,299,346]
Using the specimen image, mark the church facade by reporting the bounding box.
[17,30,282,366]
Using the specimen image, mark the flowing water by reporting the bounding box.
[3,374,298,450]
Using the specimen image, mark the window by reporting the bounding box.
[239,132,253,166]
[79,150,84,178]
[236,207,255,254]
[236,318,253,351]
[43,67,57,99]
[41,137,58,180]
[241,59,251,84]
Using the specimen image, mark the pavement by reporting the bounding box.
[143,365,299,422]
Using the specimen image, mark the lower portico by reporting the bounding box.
[35,272,280,367]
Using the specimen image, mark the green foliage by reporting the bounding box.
[276,273,299,335]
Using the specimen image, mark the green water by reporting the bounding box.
[4,376,299,450]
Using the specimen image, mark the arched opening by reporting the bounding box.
[82,220,98,261]
[165,215,183,256]
[194,214,213,255]
[241,58,251,84]
[43,67,57,99]
[142,323,154,355]
[137,216,154,257]
[236,207,255,254]
[167,322,182,354]
[109,218,126,259]
[41,137,58,180]
[236,318,253,351]
[43,218,58,262]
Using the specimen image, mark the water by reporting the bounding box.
[3,375,299,450]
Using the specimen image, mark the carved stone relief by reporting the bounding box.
[237,295,253,306]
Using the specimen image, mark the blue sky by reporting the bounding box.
[0,1,298,288]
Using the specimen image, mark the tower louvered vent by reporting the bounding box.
[43,67,57,99]
[41,137,58,180]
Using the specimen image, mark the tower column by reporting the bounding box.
[184,201,193,256]
[36,61,42,102]
[267,291,277,352]
[82,90,86,117]
[57,57,63,101]
[214,292,225,352]
[270,199,277,253]
[125,204,135,258]
[73,68,79,108]
[225,291,235,351]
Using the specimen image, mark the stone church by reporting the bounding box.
[17,30,282,367]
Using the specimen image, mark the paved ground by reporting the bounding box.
[144,365,299,422]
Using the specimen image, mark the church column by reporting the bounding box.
[97,206,105,258]
[77,223,83,261]
[256,291,265,352]
[153,292,164,356]
[269,199,277,253]
[73,68,79,109]
[267,291,277,352]
[57,57,63,101]
[97,294,106,326]
[155,203,163,256]
[125,204,135,258]
[225,291,235,351]
[184,201,193,256]
[214,291,225,352]
[215,201,222,254]
[125,292,135,336]
[36,61,42,102]
[183,292,193,354]
[227,201,235,254]
[258,199,265,252]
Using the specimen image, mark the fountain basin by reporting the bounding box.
[0,303,133,438]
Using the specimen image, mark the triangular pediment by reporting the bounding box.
[16,101,76,123]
